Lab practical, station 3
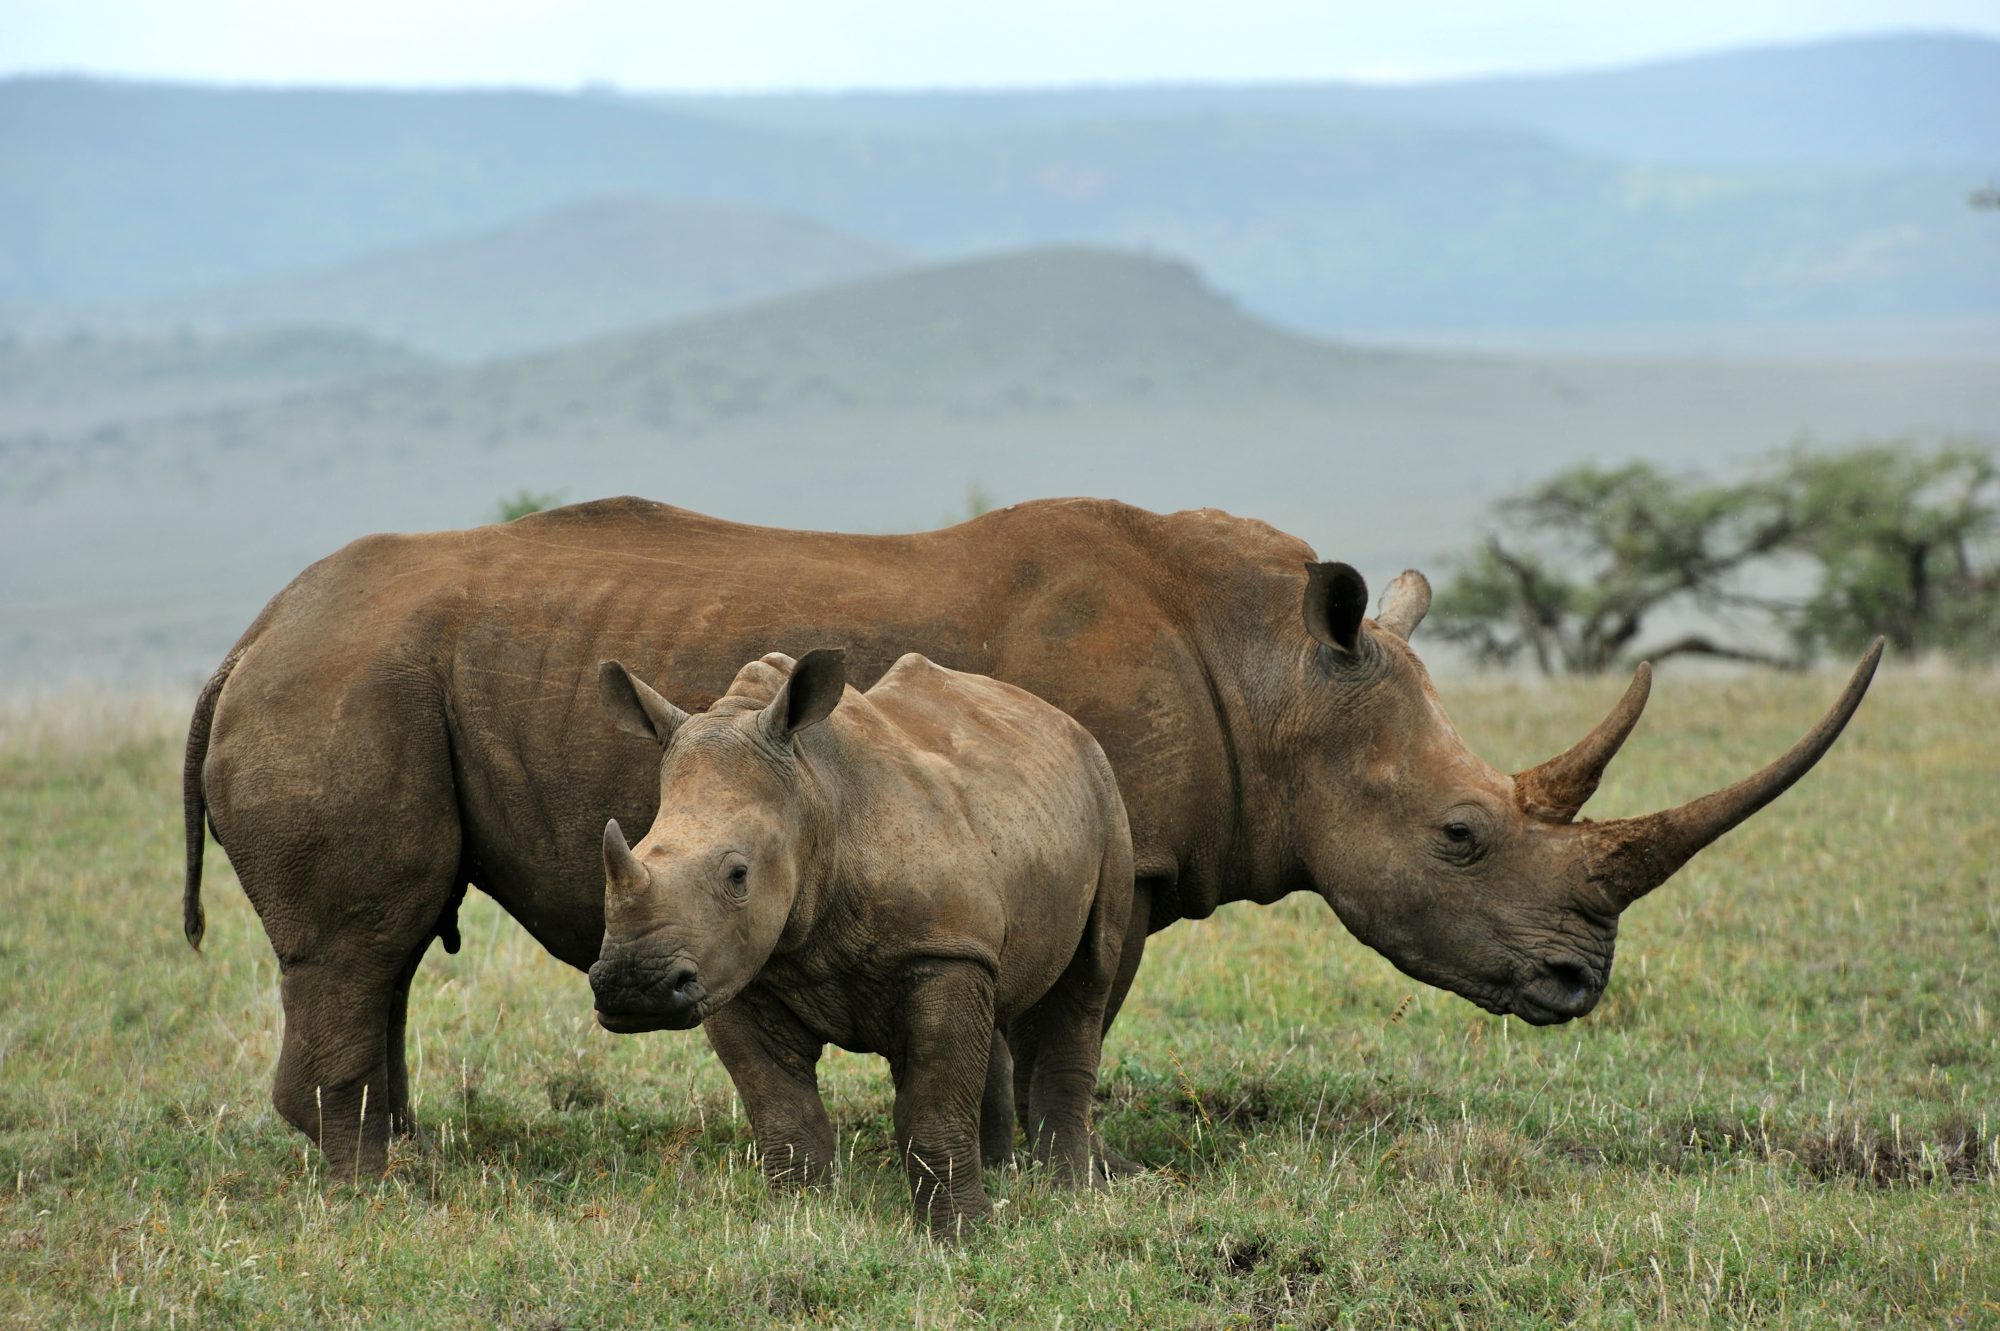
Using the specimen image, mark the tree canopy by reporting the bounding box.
[1432,442,1999,672]
[1778,444,1998,658]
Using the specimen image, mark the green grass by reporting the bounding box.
[3,671,1997,1328]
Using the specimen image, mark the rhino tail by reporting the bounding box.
[182,647,243,951]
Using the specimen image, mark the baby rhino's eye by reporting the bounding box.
[719,852,751,899]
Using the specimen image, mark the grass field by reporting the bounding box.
[3,668,1996,1328]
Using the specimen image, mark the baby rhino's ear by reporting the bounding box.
[762,648,846,743]
[598,661,691,744]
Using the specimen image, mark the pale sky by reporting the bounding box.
[3,0,1997,91]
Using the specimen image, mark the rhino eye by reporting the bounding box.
[728,863,749,886]
[722,859,750,900]
[1437,819,1486,864]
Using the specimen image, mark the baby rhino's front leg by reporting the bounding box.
[704,996,836,1185]
[890,962,999,1241]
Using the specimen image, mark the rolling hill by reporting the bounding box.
[5,247,1995,688]
[0,325,429,435]
[116,198,910,359]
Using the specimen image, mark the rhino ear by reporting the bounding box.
[763,648,846,742]
[1375,569,1431,641]
[1302,562,1369,655]
[599,660,691,744]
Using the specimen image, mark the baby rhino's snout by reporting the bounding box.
[589,954,706,1033]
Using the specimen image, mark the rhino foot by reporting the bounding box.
[1093,1135,1145,1181]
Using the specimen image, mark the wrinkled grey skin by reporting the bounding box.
[588,648,1133,1240]
[182,498,1880,1180]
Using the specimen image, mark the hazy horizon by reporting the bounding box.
[5,2,1998,92]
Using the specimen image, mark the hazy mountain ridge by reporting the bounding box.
[0,78,816,305]
[4,33,1994,356]
[4,33,1996,685]
[671,32,2000,167]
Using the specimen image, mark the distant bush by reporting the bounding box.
[1431,461,1791,673]
[1777,444,1998,659]
[1432,441,1999,672]
[936,482,996,528]
[495,489,564,522]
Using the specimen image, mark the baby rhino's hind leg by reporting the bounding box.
[890,963,997,1241]
[979,1030,1017,1169]
[1014,977,1108,1185]
[1021,835,1130,1186]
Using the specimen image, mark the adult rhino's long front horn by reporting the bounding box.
[1513,664,1653,822]
[1585,639,1884,910]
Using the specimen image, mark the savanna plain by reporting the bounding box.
[3,668,1996,1328]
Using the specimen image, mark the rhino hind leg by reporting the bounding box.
[890,962,997,1241]
[383,936,438,1147]
[703,997,836,1186]
[270,957,398,1179]
[204,685,463,1181]
[232,849,458,1181]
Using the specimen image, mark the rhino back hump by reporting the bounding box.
[804,654,1120,1017]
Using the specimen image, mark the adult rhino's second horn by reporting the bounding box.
[1513,664,1653,823]
[1584,639,1885,910]
[604,818,646,900]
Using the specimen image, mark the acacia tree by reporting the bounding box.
[1434,444,2000,674]
[1431,462,1794,673]
[1776,444,1999,657]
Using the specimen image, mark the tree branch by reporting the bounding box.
[1636,634,1802,671]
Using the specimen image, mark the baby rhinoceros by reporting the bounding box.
[589,648,1135,1240]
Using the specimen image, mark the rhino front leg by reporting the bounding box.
[1013,878,1151,1181]
[979,1030,1016,1169]
[703,995,835,1186]
[890,962,997,1242]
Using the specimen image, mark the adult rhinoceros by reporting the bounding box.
[182,497,1880,1176]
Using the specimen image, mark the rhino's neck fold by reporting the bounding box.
[1178,610,1324,916]
[774,737,841,952]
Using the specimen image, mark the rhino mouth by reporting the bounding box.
[595,1005,704,1034]
[588,956,708,1034]
[1509,959,1603,1025]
